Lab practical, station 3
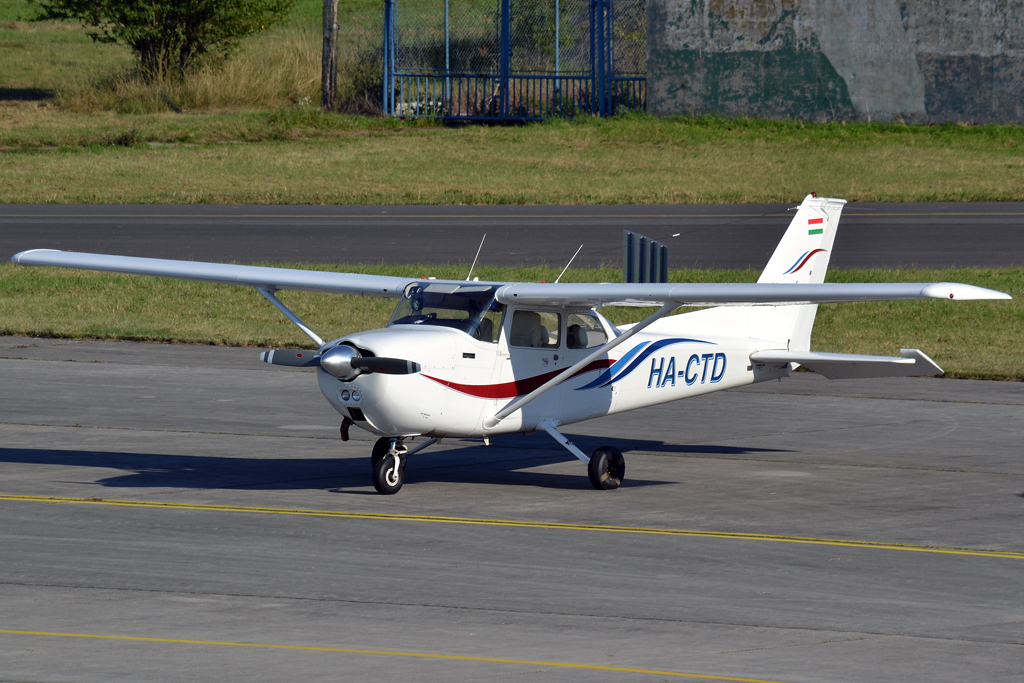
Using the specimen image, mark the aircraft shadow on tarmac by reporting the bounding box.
[0,437,787,493]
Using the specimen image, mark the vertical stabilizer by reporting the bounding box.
[645,194,847,352]
[752,194,847,350]
[758,194,846,285]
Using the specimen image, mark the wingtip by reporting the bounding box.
[922,282,1013,301]
[11,249,59,265]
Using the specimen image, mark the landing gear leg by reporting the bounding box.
[538,419,625,491]
[370,436,437,495]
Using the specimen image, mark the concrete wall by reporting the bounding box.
[648,1,1024,123]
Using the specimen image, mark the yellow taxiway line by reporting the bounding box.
[0,629,789,682]
[2,494,1021,559]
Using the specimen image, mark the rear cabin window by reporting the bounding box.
[566,312,608,349]
[509,310,560,348]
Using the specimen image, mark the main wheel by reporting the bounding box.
[373,453,404,495]
[588,446,625,490]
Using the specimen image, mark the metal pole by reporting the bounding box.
[607,0,615,114]
[382,0,393,114]
[321,0,339,110]
[500,0,510,119]
[555,0,560,92]
[590,0,596,113]
[596,0,605,115]
[623,230,633,283]
[444,0,450,110]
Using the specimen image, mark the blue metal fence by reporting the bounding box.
[383,0,645,122]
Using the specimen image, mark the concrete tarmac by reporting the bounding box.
[3,202,1024,269]
[1,336,1022,682]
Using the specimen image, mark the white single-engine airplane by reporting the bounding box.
[12,195,1011,494]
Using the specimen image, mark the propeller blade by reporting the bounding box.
[350,357,421,375]
[259,349,321,367]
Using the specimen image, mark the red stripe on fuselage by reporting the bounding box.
[424,359,615,399]
[808,218,824,224]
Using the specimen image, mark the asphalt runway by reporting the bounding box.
[3,202,1024,269]
[1,336,1021,682]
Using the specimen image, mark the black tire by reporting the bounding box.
[371,437,392,469]
[588,446,625,490]
[372,453,404,495]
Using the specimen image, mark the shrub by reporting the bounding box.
[37,0,293,80]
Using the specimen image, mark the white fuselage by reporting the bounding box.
[317,308,787,438]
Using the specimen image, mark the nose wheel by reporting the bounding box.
[373,452,405,494]
[370,436,437,495]
[371,437,407,495]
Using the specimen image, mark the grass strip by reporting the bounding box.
[3,1,1022,204]
[1,114,1022,204]
[1,264,1020,379]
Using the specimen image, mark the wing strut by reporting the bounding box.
[482,302,678,429]
[254,286,324,347]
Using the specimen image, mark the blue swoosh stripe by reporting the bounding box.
[575,341,649,390]
[783,251,810,275]
[598,337,714,387]
[576,337,714,391]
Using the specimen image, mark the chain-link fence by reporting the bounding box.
[383,0,645,121]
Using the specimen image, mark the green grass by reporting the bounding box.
[2,114,1023,203]
[1,264,1020,380]
[2,0,1022,203]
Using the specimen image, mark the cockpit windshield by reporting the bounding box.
[388,283,504,343]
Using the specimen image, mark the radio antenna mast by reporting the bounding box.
[465,234,487,281]
[554,244,584,283]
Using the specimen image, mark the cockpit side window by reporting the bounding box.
[509,310,561,348]
[476,304,504,343]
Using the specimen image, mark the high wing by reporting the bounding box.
[11,250,1011,305]
[11,249,416,297]
[493,281,1011,307]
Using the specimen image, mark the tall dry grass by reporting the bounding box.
[336,7,384,114]
[56,26,321,113]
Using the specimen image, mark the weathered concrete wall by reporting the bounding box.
[648,1,1024,123]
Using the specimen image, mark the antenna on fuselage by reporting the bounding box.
[465,234,487,281]
[554,244,584,284]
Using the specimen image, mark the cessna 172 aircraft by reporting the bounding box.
[12,195,1011,494]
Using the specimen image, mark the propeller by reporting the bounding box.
[259,346,421,377]
[351,357,421,375]
[258,349,320,367]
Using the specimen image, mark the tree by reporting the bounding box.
[38,0,293,80]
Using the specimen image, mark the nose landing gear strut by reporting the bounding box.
[370,436,437,494]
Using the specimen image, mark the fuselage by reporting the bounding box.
[317,307,787,439]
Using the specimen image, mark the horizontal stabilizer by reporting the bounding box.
[749,348,943,379]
